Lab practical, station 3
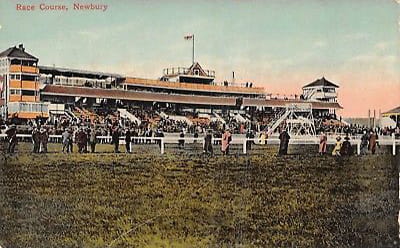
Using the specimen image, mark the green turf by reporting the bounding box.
[0,143,398,247]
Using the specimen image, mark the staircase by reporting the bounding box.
[65,109,78,121]
[118,108,142,125]
[267,110,290,135]
[212,113,226,124]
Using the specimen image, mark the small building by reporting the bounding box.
[302,77,339,103]
[161,62,215,84]
[302,77,339,115]
[382,106,400,127]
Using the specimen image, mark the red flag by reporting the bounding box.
[184,34,193,40]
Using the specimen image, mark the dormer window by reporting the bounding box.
[194,69,199,75]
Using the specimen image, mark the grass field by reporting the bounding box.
[0,142,399,247]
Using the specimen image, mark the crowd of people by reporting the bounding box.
[1,106,399,156]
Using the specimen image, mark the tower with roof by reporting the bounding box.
[0,44,48,120]
[302,77,339,103]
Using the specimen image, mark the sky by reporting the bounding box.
[0,0,399,117]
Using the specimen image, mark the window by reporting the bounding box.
[194,69,199,75]
[10,74,20,80]
[10,89,21,95]
[21,90,35,96]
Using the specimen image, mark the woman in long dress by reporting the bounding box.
[332,136,342,156]
[221,129,232,155]
[319,132,327,155]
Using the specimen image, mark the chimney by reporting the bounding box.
[18,44,24,52]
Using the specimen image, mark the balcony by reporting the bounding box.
[163,67,215,78]
[9,80,39,90]
[313,92,337,99]
[7,102,49,119]
[8,95,37,102]
[9,65,39,74]
[125,77,265,95]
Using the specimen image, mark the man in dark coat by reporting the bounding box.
[360,130,369,155]
[76,128,87,153]
[32,127,41,153]
[340,136,353,156]
[89,128,97,153]
[178,130,185,149]
[5,124,17,154]
[125,128,132,153]
[246,129,255,151]
[278,130,290,155]
[368,131,379,155]
[155,129,164,149]
[112,127,121,153]
[203,129,213,155]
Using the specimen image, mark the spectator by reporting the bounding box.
[340,136,353,156]
[278,129,290,155]
[368,131,379,155]
[32,127,40,153]
[178,130,185,149]
[332,136,342,156]
[89,128,98,153]
[360,130,369,155]
[112,127,121,153]
[319,131,327,155]
[221,128,232,155]
[125,128,131,153]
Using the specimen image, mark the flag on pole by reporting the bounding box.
[184,34,193,40]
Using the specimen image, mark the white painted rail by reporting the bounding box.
[0,134,398,155]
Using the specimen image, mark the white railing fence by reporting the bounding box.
[0,134,399,155]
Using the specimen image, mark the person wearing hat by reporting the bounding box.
[368,130,379,155]
[278,129,290,156]
[340,136,353,156]
[204,129,213,155]
[318,131,327,155]
[39,127,49,153]
[246,129,255,151]
[124,128,132,153]
[32,127,41,153]
[332,136,342,156]
[89,127,98,153]
[5,124,17,154]
[68,128,74,153]
[221,128,232,155]
[155,128,164,149]
[360,130,369,155]
[178,129,185,149]
[62,128,71,153]
[259,130,267,145]
[111,126,121,153]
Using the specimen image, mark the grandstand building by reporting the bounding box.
[0,44,342,123]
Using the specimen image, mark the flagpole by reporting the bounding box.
[192,34,195,64]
